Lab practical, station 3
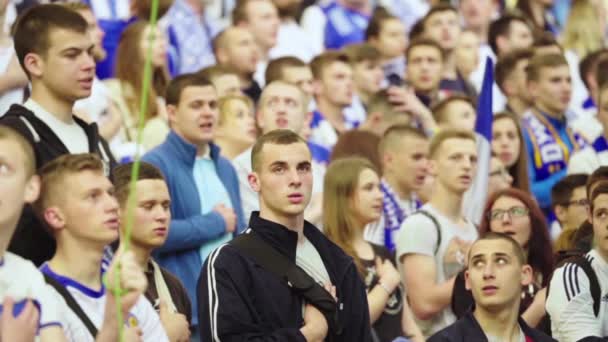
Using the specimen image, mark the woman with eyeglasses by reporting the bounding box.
[451,188,555,329]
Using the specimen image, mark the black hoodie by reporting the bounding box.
[0,104,116,266]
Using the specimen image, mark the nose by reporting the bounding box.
[501,211,512,225]
[83,53,95,70]
[155,206,170,222]
[105,193,119,213]
[288,169,303,187]
[483,262,496,279]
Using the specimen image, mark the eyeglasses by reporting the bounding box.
[489,206,529,221]
[563,199,590,207]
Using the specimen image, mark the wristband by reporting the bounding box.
[378,280,392,295]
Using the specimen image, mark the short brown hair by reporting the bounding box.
[232,0,250,24]
[406,38,444,61]
[60,2,91,12]
[379,124,426,155]
[310,51,350,80]
[469,232,527,266]
[526,53,569,82]
[0,126,35,177]
[13,4,88,77]
[422,4,458,30]
[590,180,608,213]
[495,48,534,92]
[367,89,408,123]
[344,43,382,65]
[330,130,383,173]
[488,13,530,56]
[265,57,307,84]
[431,94,476,124]
[251,129,307,171]
[365,6,397,40]
[586,166,608,198]
[165,73,213,106]
[429,128,476,157]
[198,65,239,82]
[112,162,166,205]
[33,154,105,218]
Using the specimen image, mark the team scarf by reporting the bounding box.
[522,110,587,181]
[381,180,421,251]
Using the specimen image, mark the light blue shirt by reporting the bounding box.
[193,151,233,262]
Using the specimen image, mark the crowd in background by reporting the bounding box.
[1,0,608,341]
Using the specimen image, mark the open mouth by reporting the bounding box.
[105,218,120,230]
[200,122,213,130]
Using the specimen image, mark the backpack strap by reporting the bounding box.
[43,274,98,337]
[229,232,342,335]
[415,210,442,255]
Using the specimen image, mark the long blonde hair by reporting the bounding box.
[561,0,605,59]
[323,157,379,275]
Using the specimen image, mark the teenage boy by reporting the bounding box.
[404,38,445,108]
[309,51,358,150]
[364,125,428,250]
[397,129,480,337]
[522,53,587,214]
[33,153,168,341]
[142,73,246,331]
[199,129,372,341]
[569,80,608,174]
[264,56,315,105]
[233,81,326,225]
[0,126,155,341]
[495,48,535,117]
[0,4,116,266]
[431,95,477,132]
[343,43,385,117]
[429,233,554,341]
[488,13,534,59]
[546,180,608,341]
[197,65,242,98]
[113,162,193,342]
[358,90,416,136]
[552,174,589,236]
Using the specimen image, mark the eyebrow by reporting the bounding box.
[60,44,95,54]
[297,161,311,168]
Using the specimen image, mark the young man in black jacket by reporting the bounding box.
[429,233,554,342]
[0,4,115,265]
[198,129,372,341]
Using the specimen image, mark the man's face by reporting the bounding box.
[502,21,533,55]
[385,135,429,193]
[424,10,461,51]
[245,0,280,50]
[406,46,443,93]
[560,186,589,230]
[465,239,532,311]
[57,171,119,245]
[440,100,477,132]
[219,28,259,75]
[125,179,171,250]
[258,84,305,133]
[317,61,354,107]
[249,142,313,220]
[591,194,608,257]
[0,139,38,234]
[282,66,314,102]
[375,18,407,59]
[78,9,106,61]
[530,65,572,115]
[597,87,608,127]
[460,0,496,31]
[353,59,384,96]
[212,74,242,97]
[169,85,219,147]
[32,28,96,102]
[432,137,477,194]
[455,31,480,77]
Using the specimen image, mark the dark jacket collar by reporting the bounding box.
[248,212,354,284]
[461,311,554,341]
[165,130,221,166]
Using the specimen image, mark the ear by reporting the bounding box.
[24,175,40,204]
[248,172,261,193]
[554,205,567,225]
[495,36,507,56]
[43,206,66,233]
[520,264,534,287]
[464,270,471,291]
[167,104,178,126]
[23,52,43,78]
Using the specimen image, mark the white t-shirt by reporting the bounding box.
[40,264,169,342]
[296,236,331,286]
[24,99,89,154]
[0,253,62,334]
[546,249,608,341]
[395,204,478,337]
[568,143,608,175]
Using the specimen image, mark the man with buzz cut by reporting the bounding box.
[199,129,372,341]
[429,233,554,341]
[33,153,168,341]
[0,4,116,266]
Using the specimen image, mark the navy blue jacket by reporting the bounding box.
[429,312,556,342]
[198,212,372,341]
[142,131,246,325]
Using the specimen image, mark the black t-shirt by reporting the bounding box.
[360,244,404,342]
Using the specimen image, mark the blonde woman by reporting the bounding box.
[561,0,607,59]
[214,95,257,160]
[323,157,424,342]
